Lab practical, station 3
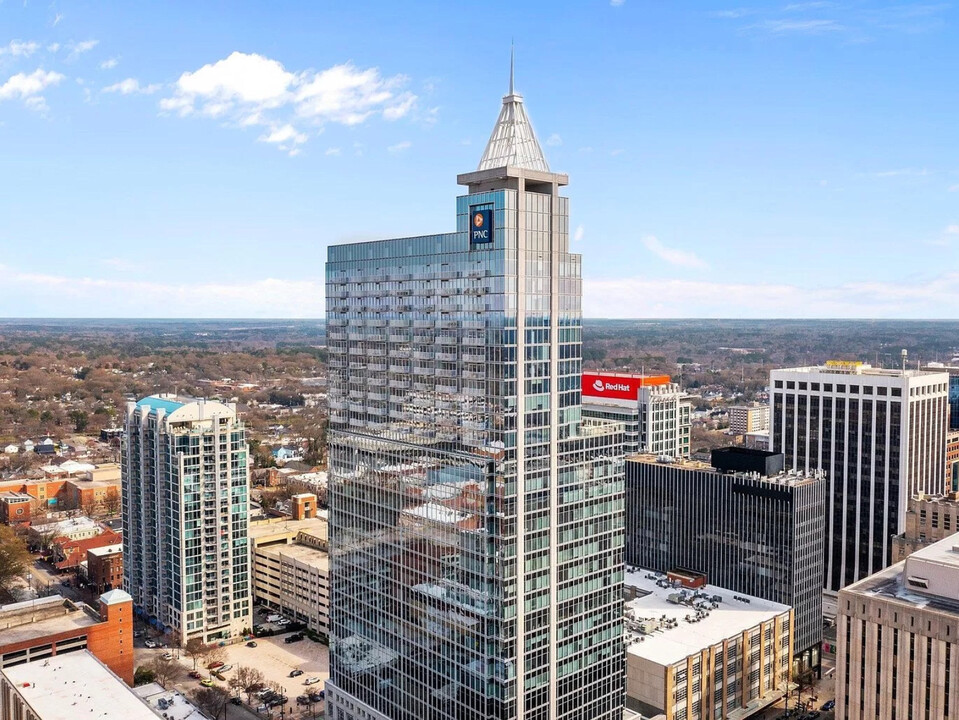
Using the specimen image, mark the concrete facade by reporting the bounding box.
[728,405,770,436]
[837,534,959,720]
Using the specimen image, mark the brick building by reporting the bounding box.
[0,589,135,686]
[87,543,123,593]
[0,491,33,526]
[52,530,122,572]
[892,493,959,562]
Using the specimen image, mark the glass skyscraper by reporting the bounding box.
[121,395,251,645]
[325,76,627,720]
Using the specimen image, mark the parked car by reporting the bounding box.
[256,704,268,713]
[308,691,324,702]
[268,696,287,707]
[296,696,310,706]
[133,631,142,638]
[821,700,835,711]
[200,678,215,688]
[806,712,821,719]
[284,634,304,644]
[304,677,320,685]
[207,660,224,669]
[188,671,202,679]
[212,672,225,682]
[161,652,174,661]
[229,697,242,706]
[246,641,257,648]
[218,665,233,672]
[289,669,304,678]
[144,640,157,648]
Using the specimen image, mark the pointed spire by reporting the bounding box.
[476,46,550,173]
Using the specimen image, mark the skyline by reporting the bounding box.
[1,1,958,319]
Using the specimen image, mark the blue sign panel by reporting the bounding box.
[470,208,493,244]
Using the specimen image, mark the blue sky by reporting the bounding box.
[1,0,957,318]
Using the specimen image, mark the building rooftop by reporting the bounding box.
[2,651,158,720]
[135,394,185,414]
[625,452,822,487]
[0,490,33,501]
[0,594,101,647]
[774,362,945,379]
[132,683,207,720]
[256,541,329,570]
[249,516,328,542]
[32,515,101,537]
[87,543,123,558]
[623,568,790,667]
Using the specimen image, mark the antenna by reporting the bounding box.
[509,42,515,95]
[901,349,908,374]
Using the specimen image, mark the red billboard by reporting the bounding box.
[581,373,671,401]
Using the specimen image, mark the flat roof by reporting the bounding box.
[2,651,157,720]
[133,684,207,720]
[625,453,821,487]
[249,516,328,541]
[256,542,329,570]
[624,568,790,667]
[0,600,100,647]
[87,543,123,557]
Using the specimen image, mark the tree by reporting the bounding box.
[0,525,31,598]
[233,665,265,705]
[183,637,213,671]
[206,644,227,667]
[69,410,89,433]
[195,686,231,720]
[150,655,180,688]
[133,666,156,686]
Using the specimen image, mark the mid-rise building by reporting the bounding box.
[325,72,627,720]
[122,395,251,645]
[0,589,134,685]
[770,361,950,592]
[581,372,692,457]
[892,493,959,562]
[623,569,793,720]
[625,447,825,674]
[836,533,959,720]
[728,404,770,436]
[0,491,32,526]
[949,430,959,493]
[251,499,330,638]
[87,543,123,594]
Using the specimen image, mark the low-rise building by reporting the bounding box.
[0,651,157,720]
[86,543,123,594]
[836,533,959,720]
[0,491,33,526]
[250,496,329,637]
[132,683,207,720]
[624,569,793,720]
[52,529,121,572]
[0,589,134,685]
[29,515,103,544]
[728,405,771,435]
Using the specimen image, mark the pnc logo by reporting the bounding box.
[473,212,485,228]
[470,208,493,244]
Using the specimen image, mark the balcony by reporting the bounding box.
[413,351,434,360]
[436,352,458,362]
[389,379,410,389]
[389,319,411,327]
[389,364,409,374]
[436,335,458,344]
[368,362,388,372]
[389,334,409,344]
[414,320,434,329]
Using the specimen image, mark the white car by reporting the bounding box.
[219,665,233,672]
[304,677,321,685]
[161,652,174,661]
[144,640,157,648]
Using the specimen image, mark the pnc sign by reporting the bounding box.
[470,208,493,245]
[581,373,671,401]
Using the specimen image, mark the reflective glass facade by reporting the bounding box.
[326,165,626,720]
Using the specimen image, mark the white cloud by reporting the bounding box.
[0,264,326,318]
[610,0,625,6]
[160,52,417,153]
[53,13,64,26]
[583,273,959,319]
[641,235,708,269]
[546,133,562,147]
[100,257,142,272]
[66,39,98,61]
[0,40,40,57]
[99,57,119,70]
[47,43,60,53]
[0,68,65,110]
[325,147,341,156]
[946,225,959,235]
[748,19,843,33]
[870,168,929,178]
[948,184,959,192]
[387,140,411,154]
[259,123,307,145]
[610,148,624,156]
[102,78,161,95]
[574,225,585,242]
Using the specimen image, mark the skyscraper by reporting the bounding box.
[325,73,627,720]
[121,395,251,645]
[770,362,950,593]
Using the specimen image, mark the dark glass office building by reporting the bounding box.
[625,448,825,675]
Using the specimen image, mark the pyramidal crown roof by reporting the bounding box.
[476,51,550,173]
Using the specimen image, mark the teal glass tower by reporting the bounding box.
[325,73,626,720]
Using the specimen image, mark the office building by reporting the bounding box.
[625,448,825,674]
[122,395,251,645]
[581,372,691,457]
[836,533,959,720]
[925,363,959,430]
[892,493,959,562]
[325,71,627,720]
[0,589,134,685]
[623,569,793,720]
[770,361,950,592]
[728,404,770,436]
[0,651,159,720]
[251,499,330,637]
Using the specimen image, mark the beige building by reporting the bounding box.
[250,497,329,637]
[728,405,771,436]
[837,533,959,719]
[892,493,959,562]
[623,569,793,720]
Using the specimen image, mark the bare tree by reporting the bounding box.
[183,637,212,671]
[205,644,227,668]
[195,686,231,720]
[233,665,265,705]
[150,655,180,689]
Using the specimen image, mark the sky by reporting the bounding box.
[1,1,957,319]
